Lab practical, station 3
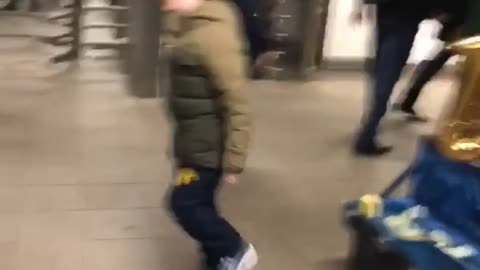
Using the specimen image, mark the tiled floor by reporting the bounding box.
[0,36,457,269]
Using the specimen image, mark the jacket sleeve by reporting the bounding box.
[198,8,252,174]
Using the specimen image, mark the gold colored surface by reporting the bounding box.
[436,36,480,161]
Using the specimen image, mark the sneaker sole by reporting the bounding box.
[237,244,258,270]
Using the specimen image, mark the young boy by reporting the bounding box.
[163,0,256,269]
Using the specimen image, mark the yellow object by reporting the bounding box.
[436,36,480,161]
[176,168,199,186]
[358,194,383,218]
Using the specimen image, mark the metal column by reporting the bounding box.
[300,0,329,75]
[127,0,161,98]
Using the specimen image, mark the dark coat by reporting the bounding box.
[461,0,480,37]
[438,0,468,41]
[231,0,272,61]
[437,0,480,40]
[365,0,433,22]
[168,1,251,173]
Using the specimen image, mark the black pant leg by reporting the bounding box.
[401,49,452,110]
[169,167,241,266]
[356,17,419,146]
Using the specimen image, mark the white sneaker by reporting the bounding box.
[218,242,258,270]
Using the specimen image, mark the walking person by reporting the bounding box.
[163,0,256,269]
[232,0,268,63]
[393,1,468,120]
[352,0,435,156]
[232,0,279,78]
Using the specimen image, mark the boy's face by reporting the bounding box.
[162,0,204,13]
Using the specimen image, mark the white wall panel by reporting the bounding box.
[323,0,455,64]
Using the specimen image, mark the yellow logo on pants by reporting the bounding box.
[176,168,200,186]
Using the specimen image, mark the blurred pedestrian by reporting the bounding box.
[163,0,256,269]
[232,0,279,78]
[232,0,272,62]
[352,0,435,156]
[393,1,468,120]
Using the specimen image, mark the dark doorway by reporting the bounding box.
[266,0,330,79]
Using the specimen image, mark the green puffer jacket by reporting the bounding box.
[166,1,251,173]
[169,49,225,170]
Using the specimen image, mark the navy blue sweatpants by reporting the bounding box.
[356,15,419,147]
[169,167,241,268]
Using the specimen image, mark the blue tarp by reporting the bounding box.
[370,141,480,270]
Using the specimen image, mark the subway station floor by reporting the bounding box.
[0,38,455,270]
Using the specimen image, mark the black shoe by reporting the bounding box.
[391,103,403,112]
[201,265,215,270]
[392,103,428,122]
[200,260,216,270]
[353,143,393,157]
[403,109,428,122]
[199,251,217,270]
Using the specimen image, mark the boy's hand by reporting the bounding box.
[224,174,238,185]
